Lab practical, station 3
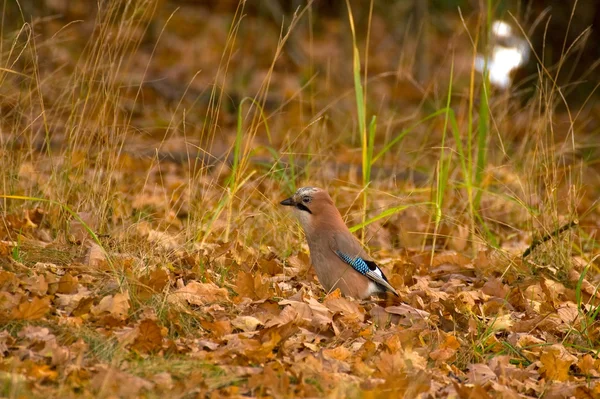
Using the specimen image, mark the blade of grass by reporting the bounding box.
[431,58,455,258]
[371,108,450,165]
[474,0,492,211]
[346,0,370,241]
[224,97,271,242]
[349,202,433,233]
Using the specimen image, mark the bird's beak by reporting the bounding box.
[280,197,295,206]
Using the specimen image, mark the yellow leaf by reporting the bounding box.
[540,345,576,381]
[12,296,50,320]
[91,291,130,319]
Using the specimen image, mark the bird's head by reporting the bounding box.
[280,186,337,232]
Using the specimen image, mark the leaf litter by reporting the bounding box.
[1,2,600,398]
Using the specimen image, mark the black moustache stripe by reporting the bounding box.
[296,203,312,214]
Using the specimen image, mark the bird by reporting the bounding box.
[280,186,399,299]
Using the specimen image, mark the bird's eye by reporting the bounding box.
[302,196,310,203]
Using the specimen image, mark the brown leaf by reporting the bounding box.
[448,224,469,251]
[577,354,599,377]
[231,315,263,332]
[168,281,228,306]
[466,363,496,385]
[132,319,163,353]
[540,345,577,381]
[431,252,472,268]
[0,270,19,291]
[23,274,48,296]
[482,277,509,298]
[375,351,406,378]
[385,304,430,320]
[86,243,107,268]
[429,334,460,363]
[91,365,153,397]
[556,302,579,326]
[69,212,98,244]
[200,319,232,338]
[257,258,283,275]
[11,296,50,320]
[322,345,351,362]
[91,291,130,319]
[235,271,270,301]
[138,268,170,300]
[324,297,364,322]
[26,361,59,382]
[57,273,79,295]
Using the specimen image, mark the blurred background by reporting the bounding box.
[1,0,599,247]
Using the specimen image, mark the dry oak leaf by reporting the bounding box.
[200,319,232,338]
[466,363,497,385]
[56,286,92,314]
[25,361,59,382]
[578,354,600,377]
[429,334,460,363]
[540,344,577,382]
[556,301,579,326]
[132,319,163,353]
[322,345,351,362]
[232,315,263,332]
[91,365,153,397]
[57,273,79,295]
[0,330,15,355]
[265,305,300,328]
[91,291,130,319]
[324,297,365,322]
[482,277,509,298]
[168,281,228,306]
[375,351,407,378]
[86,243,107,268]
[23,274,48,296]
[137,268,170,300]
[385,304,430,320]
[235,271,271,301]
[11,296,51,320]
[0,270,19,291]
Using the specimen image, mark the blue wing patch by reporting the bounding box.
[336,251,371,275]
[335,250,399,296]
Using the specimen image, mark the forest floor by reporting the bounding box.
[1,1,600,398]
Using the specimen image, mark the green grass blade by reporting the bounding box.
[349,202,433,233]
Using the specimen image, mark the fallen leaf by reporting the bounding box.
[235,271,271,301]
[231,315,263,332]
[23,274,48,296]
[322,345,351,361]
[540,345,577,381]
[57,273,79,295]
[168,281,228,306]
[200,319,232,338]
[138,268,170,300]
[324,297,364,321]
[429,334,460,363]
[91,365,153,397]
[12,296,51,320]
[86,243,107,268]
[466,363,496,385]
[132,319,163,353]
[91,291,130,319]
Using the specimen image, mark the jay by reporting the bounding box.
[281,187,399,299]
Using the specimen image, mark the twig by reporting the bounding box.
[522,219,579,258]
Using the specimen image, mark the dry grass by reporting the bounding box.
[1,0,599,397]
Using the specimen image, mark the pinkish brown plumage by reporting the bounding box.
[281,187,399,299]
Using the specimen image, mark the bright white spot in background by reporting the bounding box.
[492,21,512,37]
[476,20,530,89]
[476,47,526,88]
